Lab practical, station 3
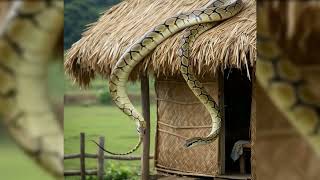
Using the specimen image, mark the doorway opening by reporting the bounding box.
[223,67,252,175]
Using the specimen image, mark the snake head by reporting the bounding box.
[184,136,217,148]
[184,137,203,148]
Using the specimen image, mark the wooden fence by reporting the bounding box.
[64,132,154,180]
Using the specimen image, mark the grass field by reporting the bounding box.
[0,133,55,180]
[65,76,156,97]
[64,104,157,179]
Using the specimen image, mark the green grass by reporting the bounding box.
[64,104,157,178]
[0,137,54,180]
[65,76,156,97]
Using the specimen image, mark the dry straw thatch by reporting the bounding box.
[65,0,256,87]
[155,77,220,176]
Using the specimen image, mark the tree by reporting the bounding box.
[64,0,120,50]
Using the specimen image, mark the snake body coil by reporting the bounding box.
[257,5,320,154]
[104,0,244,155]
[0,1,63,177]
[179,23,221,147]
[257,33,320,154]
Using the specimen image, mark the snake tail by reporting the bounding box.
[108,0,243,153]
[91,137,142,156]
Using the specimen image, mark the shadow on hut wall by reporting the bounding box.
[224,67,252,174]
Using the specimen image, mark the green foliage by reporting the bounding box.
[98,89,112,105]
[84,164,138,180]
[64,0,120,50]
[104,163,138,180]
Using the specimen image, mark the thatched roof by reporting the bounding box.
[65,0,256,87]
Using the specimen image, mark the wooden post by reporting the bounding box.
[218,71,226,174]
[80,132,86,180]
[141,75,150,180]
[97,136,105,180]
[239,155,246,174]
[250,65,256,180]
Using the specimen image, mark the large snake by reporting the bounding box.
[179,22,222,147]
[96,0,244,155]
[0,0,63,177]
[256,4,320,154]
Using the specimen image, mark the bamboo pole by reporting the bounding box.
[64,153,154,160]
[97,136,105,180]
[218,71,226,174]
[64,170,97,176]
[141,75,150,180]
[80,132,86,180]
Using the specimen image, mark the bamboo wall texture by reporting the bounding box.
[155,76,220,177]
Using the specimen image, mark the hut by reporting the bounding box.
[255,2,320,180]
[65,0,256,179]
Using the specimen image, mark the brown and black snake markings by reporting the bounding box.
[258,35,320,134]
[94,0,244,155]
[179,23,223,147]
[2,33,23,56]
[108,0,320,153]
[257,32,320,154]
[0,0,63,177]
[0,59,14,75]
[256,2,320,155]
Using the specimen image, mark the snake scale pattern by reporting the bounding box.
[0,0,63,177]
[108,0,320,155]
[103,0,244,155]
[179,22,221,147]
[257,4,320,154]
[1,0,317,178]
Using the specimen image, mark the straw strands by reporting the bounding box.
[65,0,256,87]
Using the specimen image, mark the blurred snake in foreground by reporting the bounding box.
[256,5,320,154]
[0,0,63,177]
[96,0,244,155]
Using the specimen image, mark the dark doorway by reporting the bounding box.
[223,67,252,174]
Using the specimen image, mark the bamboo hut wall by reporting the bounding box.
[154,76,220,177]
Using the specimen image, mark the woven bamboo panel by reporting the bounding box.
[256,66,320,180]
[155,76,220,177]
